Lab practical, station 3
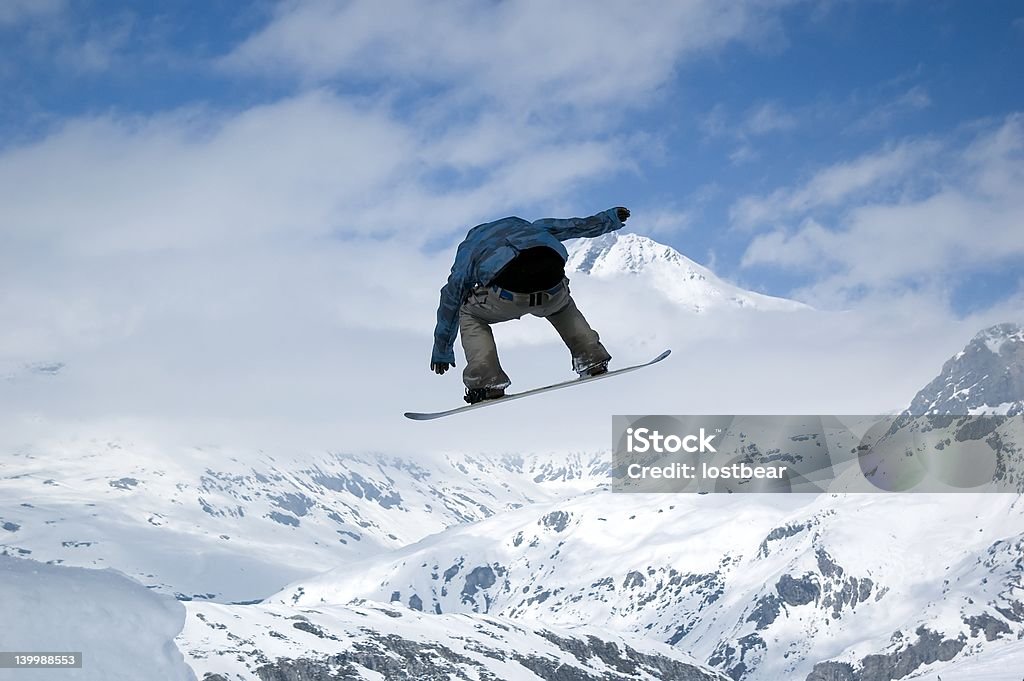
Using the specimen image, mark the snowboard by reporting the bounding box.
[404,350,671,421]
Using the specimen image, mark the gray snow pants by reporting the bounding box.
[459,279,611,390]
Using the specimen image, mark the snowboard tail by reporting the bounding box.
[404,350,671,421]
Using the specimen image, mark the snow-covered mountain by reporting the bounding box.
[905,322,1024,416]
[234,323,1024,680]
[0,445,607,602]
[7,320,1024,680]
[566,232,806,312]
[271,492,1024,681]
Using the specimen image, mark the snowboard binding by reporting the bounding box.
[464,387,506,404]
[579,361,609,378]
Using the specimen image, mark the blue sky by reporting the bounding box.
[2,1,1022,314]
[2,1,1024,449]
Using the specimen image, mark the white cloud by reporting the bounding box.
[0,0,63,26]
[58,14,137,74]
[702,100,798,140]
[740,218,832,270]
[222,0,799,111]
[740,115,1024,307]
[730,138,941,228]
[729,143,758,165]
[699,103,730,138]
[700,100,798,165]
[744,101,799,135]
[0,2,138,77]
[0,91,631,257]
[704,80,934,168]
[845,85,932,133]
[0,92,420,253]
[638,207,694,235]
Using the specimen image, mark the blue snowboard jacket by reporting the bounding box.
[432,207,624,365]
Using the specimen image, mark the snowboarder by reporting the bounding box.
[430,207,630,404]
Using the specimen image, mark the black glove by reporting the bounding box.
[431,361,454,375]
[616,207,630,222]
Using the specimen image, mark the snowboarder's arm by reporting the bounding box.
[532,207,626,241]
[432,241,473,365]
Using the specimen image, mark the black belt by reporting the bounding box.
[491,280,564,304]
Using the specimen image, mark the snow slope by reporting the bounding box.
[0,555,196,681]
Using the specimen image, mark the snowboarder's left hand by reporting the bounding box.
[616,207,630,222]
[431,361,454,375]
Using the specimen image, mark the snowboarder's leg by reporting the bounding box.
[459,292,514,391]
[539,286,611,374]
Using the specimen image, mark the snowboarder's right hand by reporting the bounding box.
[431,361,454,375]
[616,207,630,222]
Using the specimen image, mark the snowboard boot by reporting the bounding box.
[464,387,506,404]
[579,361,609,378]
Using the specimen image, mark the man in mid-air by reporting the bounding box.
[430,206,630,404]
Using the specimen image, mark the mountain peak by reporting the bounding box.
[566,232,688,276]
[970,322,1024,356]
[905,321,1024,415]
[565,231,806,313]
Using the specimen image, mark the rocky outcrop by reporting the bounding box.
[806,627,964,681]
[183,600,729,681]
